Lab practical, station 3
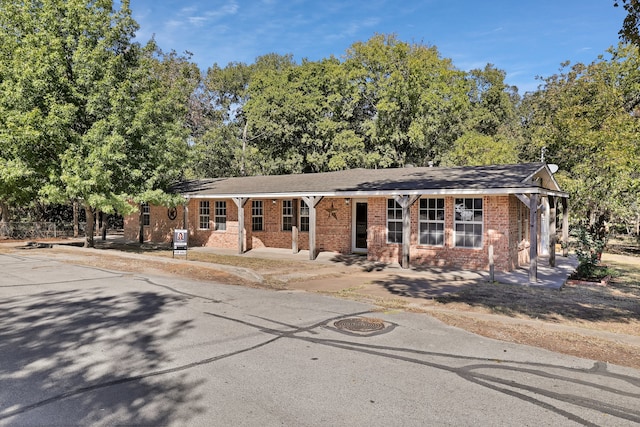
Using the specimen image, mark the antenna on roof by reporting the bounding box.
[541,146,547,162]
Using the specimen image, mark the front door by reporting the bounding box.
[352,201,368,253]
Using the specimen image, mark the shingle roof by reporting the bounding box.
[173,163,564,198]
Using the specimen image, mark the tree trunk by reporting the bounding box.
[0,201,9,238]
[101,212,108,240]
[84,205,95,248]
[73,200,79,238]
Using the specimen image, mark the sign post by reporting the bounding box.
[173,229,188,258]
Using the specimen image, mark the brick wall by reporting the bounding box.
[123,203,183,243]
[125,194,534,272]
[143,197,355,254]
[316,198,352,253]
[367,195,522,272]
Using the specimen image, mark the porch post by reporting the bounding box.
[549,197,556,267]
[233,197,249,254]
[529,193,539,283]
[138,203,144,244]
[302,196,323,260]
[183,200,189,233]
[292,199,299,254]
[562,197,569,257]
[394,195,420,269]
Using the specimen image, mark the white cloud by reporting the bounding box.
[167,1,240,29]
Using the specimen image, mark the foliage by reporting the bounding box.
[521,44,640,232]
[3,13,640,241]
[0,0,196,245]
[615,0,640,47]
[571,225,608,278]
[440,131,519,166]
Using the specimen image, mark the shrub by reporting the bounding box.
[571,225,607,278]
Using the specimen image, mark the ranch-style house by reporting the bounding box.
[124,162,569,282]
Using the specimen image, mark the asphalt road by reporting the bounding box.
[0,252,639,426]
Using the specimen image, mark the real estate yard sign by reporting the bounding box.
[173,229,188,258]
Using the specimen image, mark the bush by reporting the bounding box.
[571,225,607,278]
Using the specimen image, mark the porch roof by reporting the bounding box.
[174,162,568,199]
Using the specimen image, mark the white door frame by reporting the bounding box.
[352,199,368,253]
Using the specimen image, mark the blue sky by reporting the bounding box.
[131,0,627,94]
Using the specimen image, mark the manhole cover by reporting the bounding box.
[334,317,386,333]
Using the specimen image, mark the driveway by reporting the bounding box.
[0,252,638,426]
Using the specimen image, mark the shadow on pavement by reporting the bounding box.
[0,288,205,425]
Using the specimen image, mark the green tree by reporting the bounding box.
[443,64,522,166]
[1,0,195,246]
[615,0,640,46]
[244,56,371,173]
[522,45,640,230]
[441,132,519,166]
[342,34,470,167]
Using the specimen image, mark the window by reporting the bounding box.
[252,200,263,231]
[282,200,293,231]
[142,202,150,226]
[300,200,309,232]
[419,198,444,246]
[387,199,403,244]
[199,201,210,230]
[215,201,226,231]
[454,198,483,248]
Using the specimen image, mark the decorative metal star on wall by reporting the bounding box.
[325,202,338,220]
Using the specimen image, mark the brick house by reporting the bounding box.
[124,163,569,282]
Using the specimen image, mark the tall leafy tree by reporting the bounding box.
[191,61,253,177]
[1,0,196,246]
[342,34,470,167]
[442,64,522,166]
[522,44,640,230]
[244,56,372,173]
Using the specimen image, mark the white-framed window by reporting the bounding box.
[387,199,403,244]
[142,202,150,226]
[215,201,226,231]
[300,200,309,232]
[282,200,293,231]
[454,197,483,248]
[252,200,263,231]
[199,201,210,230]
[419,198,444,246]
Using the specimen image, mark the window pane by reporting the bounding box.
[215,201,226,231]
[282,200,293,231]
[300,200,309,232]
[300,200,309,216]
[387,199,403,244]
[252,201,263,231]
[419,198,444,246]
[199,201,210,230]
[454,198,482,247]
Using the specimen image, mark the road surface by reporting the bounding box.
[0,252,638,426]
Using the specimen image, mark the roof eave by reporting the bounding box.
[182,187,568,199]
